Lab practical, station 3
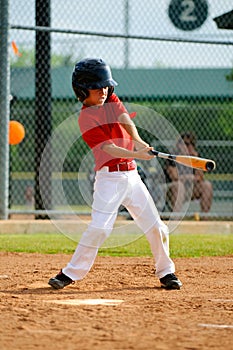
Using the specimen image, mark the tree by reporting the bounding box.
[11,48,74,67]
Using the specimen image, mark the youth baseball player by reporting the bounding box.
[48,58,182,290]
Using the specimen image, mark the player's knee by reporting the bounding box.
[80,225,111,248]
[167,180,185,204]
[202,180,213,196]
[206,181,213,193]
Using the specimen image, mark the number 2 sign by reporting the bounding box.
[168,0,208,31]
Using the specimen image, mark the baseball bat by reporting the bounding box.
[148,150,216,172]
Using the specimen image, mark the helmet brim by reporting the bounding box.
[84,78,118,90]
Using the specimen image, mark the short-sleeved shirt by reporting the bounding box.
[78,94,134,171]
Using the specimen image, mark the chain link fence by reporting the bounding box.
[3,0,233,220]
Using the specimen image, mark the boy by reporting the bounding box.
[48,58,182,290]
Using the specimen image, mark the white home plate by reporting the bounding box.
[48,299,124,306]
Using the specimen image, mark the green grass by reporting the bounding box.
[0,233,232,258]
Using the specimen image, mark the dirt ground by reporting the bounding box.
[0,252,232,350]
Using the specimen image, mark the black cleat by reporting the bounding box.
[48,270,74,289]
[160,273,182,290]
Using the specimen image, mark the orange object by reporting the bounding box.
[9,120,25,145]
[11,41,22,57]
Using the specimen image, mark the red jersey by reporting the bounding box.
[78,94,134,171]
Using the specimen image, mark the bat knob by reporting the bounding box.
[205,161,216,172]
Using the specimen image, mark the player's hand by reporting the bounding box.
[134,146,154,160]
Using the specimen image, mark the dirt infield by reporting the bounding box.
[0,252,232,350]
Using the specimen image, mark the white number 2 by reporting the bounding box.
[180,0,197,22]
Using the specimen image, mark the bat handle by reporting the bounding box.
[148,149,159,156]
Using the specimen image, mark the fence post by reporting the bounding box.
[35,0,52,218]
[0,0,10,220]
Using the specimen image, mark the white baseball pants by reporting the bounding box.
[63,167,175,280]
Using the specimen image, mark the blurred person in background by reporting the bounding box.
[164,132,213,219]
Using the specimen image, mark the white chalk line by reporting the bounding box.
[200,298,233,329]
[199,323,233,329]
[210,299,233,303]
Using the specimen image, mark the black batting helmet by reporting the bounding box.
[72,58,118,102]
